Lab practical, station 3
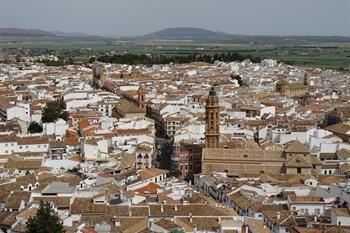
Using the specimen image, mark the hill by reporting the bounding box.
[0,28,55,37]
[0,28,58,41]
[141,27,231,40]
[139,27,350,45]
[51,31,94,37]
[0,28,105,42]
[1,27,350,45]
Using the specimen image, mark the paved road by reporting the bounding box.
[155,137,173,170]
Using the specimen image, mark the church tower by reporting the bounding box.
[205,87,220,148]
[303,73,308,86]
[138,83,147,112]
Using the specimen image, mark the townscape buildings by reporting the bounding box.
[0,54,349,232]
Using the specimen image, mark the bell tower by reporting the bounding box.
[303,73,308,86]
[205,86,220,148]
[138,83,147,112]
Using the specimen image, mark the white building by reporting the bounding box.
[287,195,325,216]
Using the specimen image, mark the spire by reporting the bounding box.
[209,86,217,96]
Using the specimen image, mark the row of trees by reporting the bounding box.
[91,52,261,65]
[39,57,74,67]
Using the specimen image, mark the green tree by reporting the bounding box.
[172,169,182,178]
[42,100,68,123]
[67,167,78,173]
[230,74,243,86]
[171,230,184,233]
[28,122,43,133]
[26,201,64,233]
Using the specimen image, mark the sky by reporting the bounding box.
[0,0,349,36]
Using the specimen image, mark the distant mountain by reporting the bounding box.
[0,28,58,41]
[0,28,108,42]
[51,31,92,37]
[0,28,56,37]
[1,27,350,45]
[139,27,350,45]
[141,27,232,40]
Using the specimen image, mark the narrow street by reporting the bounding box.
[155,137,173,170]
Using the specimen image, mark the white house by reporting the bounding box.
[331,208,350,226]
[81,137,109,161]
[287,195,325,216]
[43,118,68,141]
[0,134,49,155]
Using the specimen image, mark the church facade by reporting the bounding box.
[201,87,321,176]
[275,77,308,98]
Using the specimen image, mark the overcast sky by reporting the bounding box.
[0,0,349,36]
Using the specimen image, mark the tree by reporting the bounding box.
[67,167,78,173]
[171,230,185,233]
[28,122,43,133]
[171,169,182,178]
[26,201,64,233]
[42,100,68,123]
[230,74,243,86]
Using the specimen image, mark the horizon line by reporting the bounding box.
[1,26,350,38]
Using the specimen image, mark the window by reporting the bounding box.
[315,209,320,214]
[297,168,302,174]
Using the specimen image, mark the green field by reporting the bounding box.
[1,39,349,70]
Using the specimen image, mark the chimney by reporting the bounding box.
[277,211,281,220]
[114,219,120,227]
[161,205,164,213]
[113,215,120,227]
[241,224,248,233]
